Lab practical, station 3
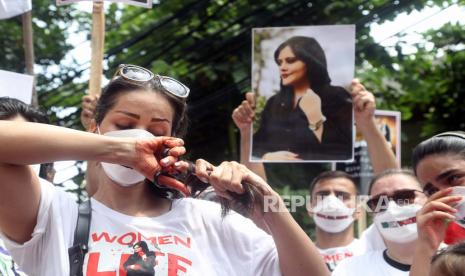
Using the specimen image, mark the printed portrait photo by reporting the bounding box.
[251,25,355,162]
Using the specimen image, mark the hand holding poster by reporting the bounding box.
[250,25,355,163]
[56,0,152,8]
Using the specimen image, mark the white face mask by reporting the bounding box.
[99,128,155,187]
[374,201,421,243]
[451,186,465,228]
[312,195,355,233]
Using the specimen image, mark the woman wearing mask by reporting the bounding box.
[252,36,352,161]
[409,132,465,276]
[332,169,427,275]
[0,65,328,276]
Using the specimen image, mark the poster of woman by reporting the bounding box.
[251,25,355,162]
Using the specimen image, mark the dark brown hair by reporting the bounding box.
[95,77,188,137]
[430,241,465,276]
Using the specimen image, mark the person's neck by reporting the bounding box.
[292,80,311,96]
[385,239,417,265]
[315,226,354,249]
[93,177,171,217]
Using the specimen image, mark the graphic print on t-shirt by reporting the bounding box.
[84,230,194,276]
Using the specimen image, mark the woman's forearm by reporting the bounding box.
[0,121,132,165]
[263,193,329,276]
[358,118,399,173]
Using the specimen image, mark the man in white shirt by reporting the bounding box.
[332,169,427,275]
[308,171,365,271]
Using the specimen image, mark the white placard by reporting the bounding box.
[56,0,152,8]
[0,70,34,104]
[0,0,32,20]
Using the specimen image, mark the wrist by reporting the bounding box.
[101,137,134,164]
[357,117,377,134]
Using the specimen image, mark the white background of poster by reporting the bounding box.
[0,70,34,104]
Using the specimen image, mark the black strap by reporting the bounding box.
[68,200,92,276]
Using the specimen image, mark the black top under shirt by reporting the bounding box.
[382,249,411,272]
[252,85,353,161]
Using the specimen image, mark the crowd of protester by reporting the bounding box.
[1,67,464,276]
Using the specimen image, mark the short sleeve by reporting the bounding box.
[0,178,78,275]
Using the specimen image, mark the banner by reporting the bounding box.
[0,70,34,104]
[336,110,401,194]
[56,0,152,8]
[0,0,32,19]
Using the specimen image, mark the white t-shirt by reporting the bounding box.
[317,239,365,272]
[0,179,281,276]
[0,238,27,276]
[358,224,386,252]
[331,250,410,276]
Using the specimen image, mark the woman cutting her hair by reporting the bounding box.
[0,65,328,276]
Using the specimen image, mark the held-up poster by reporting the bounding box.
[0,70,34,104]
[250,25,355,163]
[56,0,152,8]
[335,110,401,194]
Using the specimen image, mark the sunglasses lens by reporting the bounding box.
[367,197,384,212]
[393,190,416,205]
[121,66,153,82]
[159,77,190,97]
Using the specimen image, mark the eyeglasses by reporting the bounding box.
[314,190,352,201]
[366,189,423,212]
[112,64,190,99]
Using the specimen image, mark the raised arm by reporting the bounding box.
[351,79,399,173]
[231,92,267,180]
[0,121,183,243]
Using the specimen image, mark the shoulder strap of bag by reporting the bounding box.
[68,199,92,276]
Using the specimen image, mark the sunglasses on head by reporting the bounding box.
[367,189,423,212]
[112,64,190,99]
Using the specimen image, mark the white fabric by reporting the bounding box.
[0,178,281,276]
[0,0,31,19]
[359,224,386,252]
[0,239,27,276]
[317,238,365,272]
[332,250,409,276]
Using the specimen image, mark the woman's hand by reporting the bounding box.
[262,151,301,161]
[129,136,186,181]
[195,159,274,200]
[298,90,323,122]
[350,79,375,129]
[232,92,255,132]
[416,187,462,251]
[81,95,99,130]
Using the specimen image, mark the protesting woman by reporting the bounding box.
[0,65,328,276]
